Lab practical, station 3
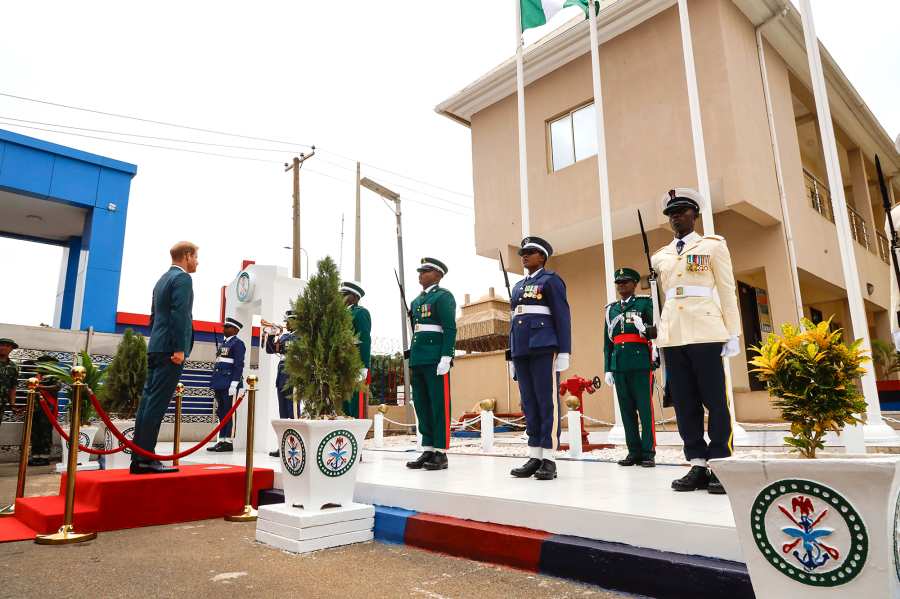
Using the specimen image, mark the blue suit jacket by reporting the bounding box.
[210,336,246,390]
[509,269,572,359]
[147,267,195,357]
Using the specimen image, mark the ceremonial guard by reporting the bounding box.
[405,258,457,471]
[340,281,372,419]
[603,268,657,468]
[0,338,18,428]
[207,317,245,452]
[30,354,61,466]
[651,189,741,494]
[265,310,297,457]
[508,237,571,481]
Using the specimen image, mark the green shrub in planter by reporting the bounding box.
[100,328,148,419]
[36,351,108,426]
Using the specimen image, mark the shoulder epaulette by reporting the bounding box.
[703,234,725,241]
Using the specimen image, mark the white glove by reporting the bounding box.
[721,335,741,358]
[631,313,646,334]
[228,381,238,397]
[893,329,900,353]
[508,362,516,379]
[604,372,615,387]
[436,356,452,376]
[555,353,570,372]
[359,368,368,381]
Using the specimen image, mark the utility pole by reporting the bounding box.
[355,161,362,282]
[284,146,315,279]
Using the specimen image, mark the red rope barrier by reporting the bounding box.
[36,390,124,455]
[88,390,245,461]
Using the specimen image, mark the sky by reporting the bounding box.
[0,0,898,349]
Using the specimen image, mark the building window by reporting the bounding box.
[549,103,597,172]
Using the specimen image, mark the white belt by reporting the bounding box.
[414,324,443,333]
[512,305,552,316]
[216,357,234,364]
[666,286,713,300]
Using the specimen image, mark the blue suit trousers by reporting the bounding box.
[214,388,234,439]
[132,352,184,463]
[276,366,295,418]
[513,353,560,450]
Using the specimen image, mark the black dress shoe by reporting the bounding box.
[130,461,179,475]
[671,465,710,491]
[510,458,543,478]
[217,441,233,452]
[269,450,280,458]
[28,456,50,467]
[423,451,448,471]
[207,441,223,452]
[534,459,557,480]
[640,457,656,468]
[707,471,726,494]
[617,454,640,467]
[406,451,435,469]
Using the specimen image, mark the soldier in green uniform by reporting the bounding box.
[29,354,60,466]
[603,268,658,468]
[405,258,457,472]
[341,281,372,418]
[0,338,19,428]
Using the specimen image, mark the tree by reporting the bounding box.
[100,328,148,419]
[284,256,363,418]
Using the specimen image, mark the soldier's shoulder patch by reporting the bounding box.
[635,294,651,299]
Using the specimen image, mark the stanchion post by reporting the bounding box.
[479,399,495,453]
[566,397,583,459]
[374,405,386,448]
[226,374,258,522]
[0,378,39,517]
[36,366,97,545]
[173,383,184,466]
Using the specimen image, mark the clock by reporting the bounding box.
[236,271,255,303]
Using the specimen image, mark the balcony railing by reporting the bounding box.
[847,205,870,250]
[877,232,891,264]
[804,169,834,222]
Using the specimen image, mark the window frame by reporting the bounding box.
[546,100,597,173]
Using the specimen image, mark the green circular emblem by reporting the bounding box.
[751,479,867,587]
[280,428,306,477]
[316,429,358,477]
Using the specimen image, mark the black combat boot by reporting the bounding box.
[510,458,543,478]
[423,451,448,471]
[533,459,557,480]
[640,456,656,468]
[707,471,726,494]
[406,451,435,469]
[617,454,640,466]
[671,465,710,491]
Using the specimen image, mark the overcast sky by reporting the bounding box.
[0,0,898,349]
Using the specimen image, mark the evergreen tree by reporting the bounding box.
[285,256,363,418]
[101,328,148,419]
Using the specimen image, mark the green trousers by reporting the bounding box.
[30,396,53,457]
[411,365,450,450]
[614,370,656,458]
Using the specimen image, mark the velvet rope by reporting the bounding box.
[87,389,245,461]
[36,389,124,455]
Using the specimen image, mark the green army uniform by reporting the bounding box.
[0,338,20,427]
[32,356,61,461]
[340,280,373,419]
[409,271,457,451]
[603,270,656,460]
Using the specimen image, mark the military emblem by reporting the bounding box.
[105,425,135,455]
[686,254,710,272]
[751,479,867,587]
[316,429,358,477]
[281,428,306,477]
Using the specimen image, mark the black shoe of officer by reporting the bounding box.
[707,471,726,495]
[617,454,640,467]
[28,456,50,467]
[671,465,710,491]
[217,441,233,452]
[640,457,656,468]
[510,458,542,478]
[406,451,435,469]
[268,450,280,458]
[423,451,448,471]
[534,459,557,480]
[207,441,223,452]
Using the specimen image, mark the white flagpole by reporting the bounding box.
[586,3,625,442]
[676,0,747,442]
[798,0,896,443]
[514,0,530,238]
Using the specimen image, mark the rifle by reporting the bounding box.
[638,210,670,404]
[498,250,514,363]
[394,269,413,359]
[876,154,900,328]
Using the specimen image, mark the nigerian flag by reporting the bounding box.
[520,0,591,33]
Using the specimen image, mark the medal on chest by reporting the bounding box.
[686,254,711,272]
[419,304,432,319]
[522,284,543,300]
[219,346,230,357]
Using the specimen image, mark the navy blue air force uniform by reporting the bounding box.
[265,312,296,419]
[509,238,572,452]
[210,317,246,441]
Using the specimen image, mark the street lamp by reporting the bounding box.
[359,176,412,412]
[282,246,309,280]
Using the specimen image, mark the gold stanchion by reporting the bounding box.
[0,378,39,517]
[226,375,258,522]
[173,383,184,466]
[36,366,97,544]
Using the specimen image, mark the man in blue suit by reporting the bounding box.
[507,236,571,481]
[207,317,245,453]
[131,241,197,475]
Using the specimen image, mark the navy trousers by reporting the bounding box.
[132,353,184,464]
[275,366,295,418]
[214,388,234,439]
[513,353,560,450]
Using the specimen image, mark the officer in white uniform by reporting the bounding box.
[651,188,741,495]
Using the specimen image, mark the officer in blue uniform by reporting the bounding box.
[265,309,297,457]
[207,317,245,453]
[508,236,572,481]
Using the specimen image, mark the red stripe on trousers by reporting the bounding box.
[649,371,656,448]
[358,370,371,418]
[443,373,451,450]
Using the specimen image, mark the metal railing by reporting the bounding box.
[877,232,891,264]
[804,169,834,222]
[847,204,870,250]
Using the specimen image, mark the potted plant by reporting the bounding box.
[271,256,370,511]
[98,329,147,469]
[711,318,900,597]
[36,351,107,470]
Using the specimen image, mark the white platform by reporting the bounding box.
[256,502,374,553]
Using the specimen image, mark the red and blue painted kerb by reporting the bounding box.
[258,490,754,598]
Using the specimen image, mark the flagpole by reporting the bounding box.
[586,3,625,442]
[798,0,896,443]
[514,0,530,238]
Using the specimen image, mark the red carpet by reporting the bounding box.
[0,464,273,541]
[0,517,37,542]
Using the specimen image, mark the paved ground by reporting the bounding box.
[0,465,639,599]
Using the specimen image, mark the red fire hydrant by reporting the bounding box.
[559,375,601,449]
